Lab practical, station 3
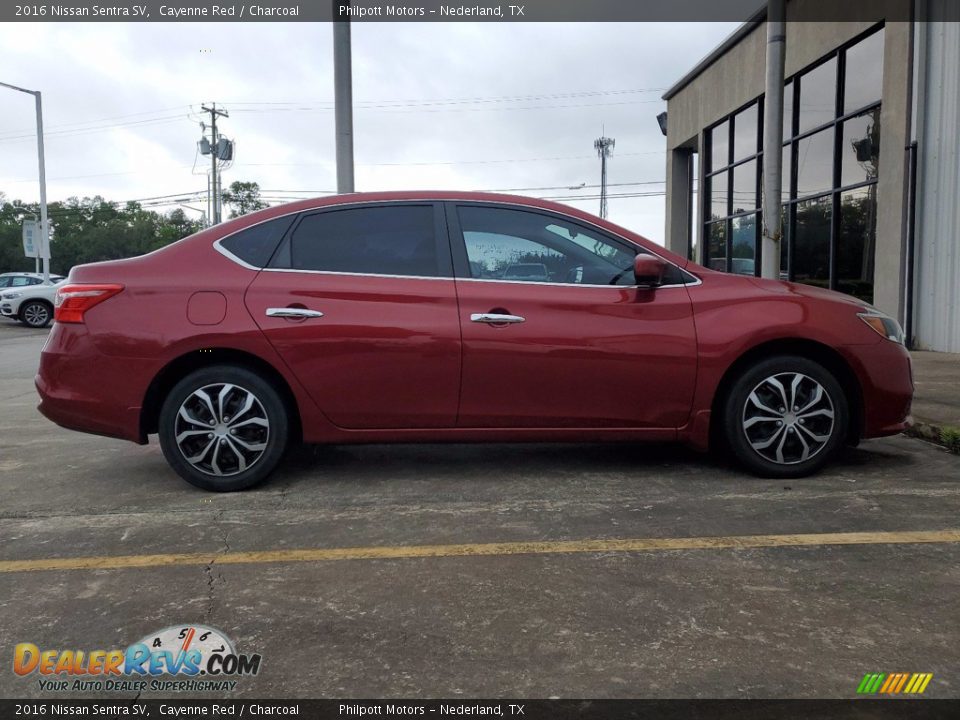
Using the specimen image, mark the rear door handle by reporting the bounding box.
[266,307,325,319]
[470,313,525,324]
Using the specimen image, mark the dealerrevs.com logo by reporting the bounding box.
[14,624,262,693]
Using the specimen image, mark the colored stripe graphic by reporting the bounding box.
[857,672,932,695]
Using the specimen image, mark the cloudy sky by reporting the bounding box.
[0,21,738,244]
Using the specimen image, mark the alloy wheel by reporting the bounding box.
[173,383,270,477]
[23,303,50,327]
[741,372,836,465]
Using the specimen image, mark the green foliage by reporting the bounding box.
[940,426,960,454]
[0,194,203,276]
[221,181,268,219]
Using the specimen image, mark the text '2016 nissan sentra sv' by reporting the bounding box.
[36,192,913,491]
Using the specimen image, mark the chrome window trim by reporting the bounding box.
[210,197,702,289]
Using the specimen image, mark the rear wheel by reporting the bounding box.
[722,355,848,478]
[158,365,289,491]
[20,300,52,328]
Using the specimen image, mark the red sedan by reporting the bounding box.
[36,192,913,491]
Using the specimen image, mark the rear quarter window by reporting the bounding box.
[219,215,296,268]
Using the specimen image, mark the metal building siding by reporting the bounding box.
[915,12,960,352]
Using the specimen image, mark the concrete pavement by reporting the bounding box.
[1,320,959,699]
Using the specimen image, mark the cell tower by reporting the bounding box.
[594,135,615,219]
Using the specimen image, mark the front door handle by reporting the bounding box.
[470,313,525,324]
[266,307,325,319]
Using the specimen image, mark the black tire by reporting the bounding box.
[158,365,289,491]
[722,355,849,478]
[19,300,52,328]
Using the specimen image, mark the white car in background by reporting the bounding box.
[0,273,67,328]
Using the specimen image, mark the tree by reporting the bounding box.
[221,181,268,218]
[0,192,203,275]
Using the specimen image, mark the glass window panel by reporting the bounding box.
[733,103,759,160]
[793,195,832,289]
[731,214,758,276]
[706,221,727,272]
[708,170,729,221]
[710,120,729,172]
[783,80,795,138]
[836,186,877,303]
[782,144,792,201]
[290,206,439,276]
[844,28,884,114]
[732,159,758,214]
[796,128,835,198]
[780,204,790,279]
[841,108,880,187]
[799,57,837,133]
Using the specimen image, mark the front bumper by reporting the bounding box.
[843,339,914,439]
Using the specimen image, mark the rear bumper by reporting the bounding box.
[35,325,146,444]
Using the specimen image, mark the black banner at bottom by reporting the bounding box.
[3,699,960,720]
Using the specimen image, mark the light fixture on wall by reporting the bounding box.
[656,112,668,137]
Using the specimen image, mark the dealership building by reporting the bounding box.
[661,0,959,352]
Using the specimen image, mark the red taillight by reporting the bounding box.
[54,284,124,323]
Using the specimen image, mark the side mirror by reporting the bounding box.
[634,254,667,288]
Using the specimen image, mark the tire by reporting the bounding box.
[158,365,289,491]
[722,355,849,478]
[20,300,52,328]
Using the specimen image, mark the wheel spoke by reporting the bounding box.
[797,384,823,414]
[765,376,790,411]
[229,417,268,430]
[748,391,781,416]
[228,435,267,452]
[176,429,211,444]
[178,405,209,428]
[185,437,216,464]
[217,384,236,422]
[788,373,803,411]
[193,389,219,424]
[797,423,831,444]
[743,414,781,429]
[799,407,834,421]
[223,436,248,472]
[795,429,811,462]
[210,441,224,476]
[750,425,786,451]
[226,391,256,426]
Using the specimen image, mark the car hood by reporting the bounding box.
[745,275,868,308]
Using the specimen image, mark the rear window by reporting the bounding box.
[219,215,295,268]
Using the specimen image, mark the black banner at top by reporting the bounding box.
[4,0,957,23]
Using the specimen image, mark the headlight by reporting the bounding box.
[857,307,905,344]
[1,292,22,300]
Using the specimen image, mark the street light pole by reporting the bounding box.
[1,81,51,282]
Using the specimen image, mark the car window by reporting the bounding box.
[457,206,640,286]
[219,215,296,268]
[288,205,440,277]
[11,277,32,287]
[0,277,10,288]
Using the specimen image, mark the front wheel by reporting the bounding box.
[722,355,849,478]
[20,300,52,328]
[158,365,289,491]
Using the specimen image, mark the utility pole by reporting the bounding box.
[594,135,615,219]
[761,0,786,279]
[201,103,229,224]
[333,1,355,193]
[1,81,50,282]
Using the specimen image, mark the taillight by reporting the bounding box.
[54,284,124,323]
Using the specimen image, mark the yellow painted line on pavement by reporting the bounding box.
[2,529,959,574]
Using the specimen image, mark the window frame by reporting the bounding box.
[702,97,764,275]
[444,201,694,289]
[698,22,884,298]
[266,201,453,279]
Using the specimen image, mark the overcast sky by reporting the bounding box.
[0,21,738,244]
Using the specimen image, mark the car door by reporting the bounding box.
[447,203,698,429]
[244,202,461,429]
